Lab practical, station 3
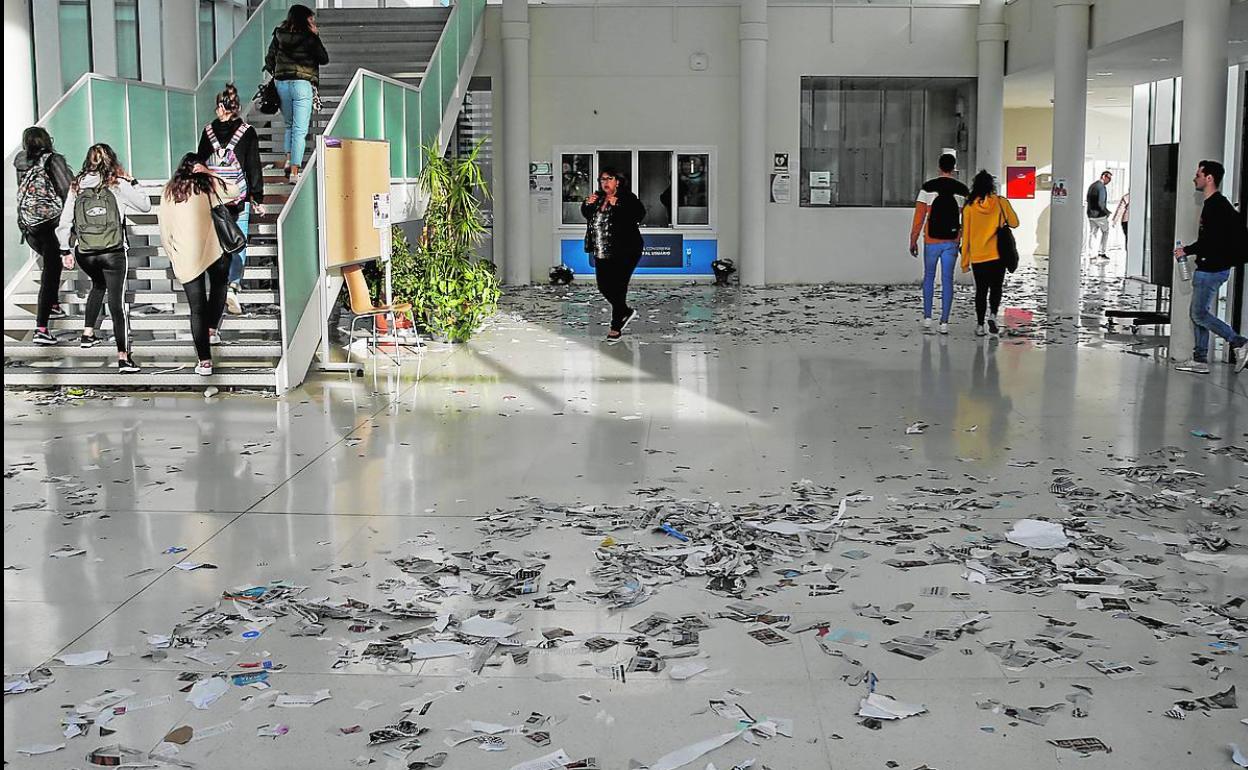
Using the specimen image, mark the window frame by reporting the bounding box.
[115,0,141,80]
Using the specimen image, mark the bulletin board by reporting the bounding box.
[321,137,391,269]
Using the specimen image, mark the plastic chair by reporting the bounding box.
[341,264,422,388]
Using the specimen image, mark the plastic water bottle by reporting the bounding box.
[1175,240,1192,282]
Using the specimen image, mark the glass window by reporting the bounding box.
[199,0,216,78]
[676,153,709,225]
[596,150,631,184]
[560,153,592,225]
[115,0,140,80]
[800,77,975,207]
[58,0,92,92]
[638,150,672,228]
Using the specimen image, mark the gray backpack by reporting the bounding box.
[72,186,125,254]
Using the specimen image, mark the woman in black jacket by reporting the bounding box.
[582,169,646,340]
[264,3,329,183]
[197,84,265,316]
[14,127,74,346]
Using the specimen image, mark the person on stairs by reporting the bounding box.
[197,84,265,317]
[56,143,151,373]
[265,3,328,184]
[160,154,239,377]
[14,126,75,346]
[961,170,1019,338]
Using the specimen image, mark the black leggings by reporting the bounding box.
[971,259,1007,324]
[594,251,641,330]
[77,250,128,352]
[183,254,231,362]
[26,222,63,329]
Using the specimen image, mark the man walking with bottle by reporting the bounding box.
[1173,160,1248,374]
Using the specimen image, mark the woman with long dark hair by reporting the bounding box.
[14,126,74,345]
[582,168,646,340]
[55,143,152,372]
[264,3,329,184]
[197,83,265,316]
[960,170,1018,337]
[160,154,238,376]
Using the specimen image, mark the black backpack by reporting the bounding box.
[928,191,961,240]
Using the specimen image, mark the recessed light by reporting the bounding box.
[1096,71,1114,76]
[1151,57,1169,62]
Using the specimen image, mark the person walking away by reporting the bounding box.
[264,4,328,184]
[197,84,265,316]
[1173,160,1248,374]
[56,143,152,373]
[582,169,646,340]
[910,153,970,334]
[160,154,239,377]
[14,126,74,345]
[961,170,1019,337]
[1085,170,1112,259]
[1112,192,1130,249]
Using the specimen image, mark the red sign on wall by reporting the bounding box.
[1006,166,1036,199]
[1016,146,1028,161]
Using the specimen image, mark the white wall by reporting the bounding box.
[1005,0,1187,77]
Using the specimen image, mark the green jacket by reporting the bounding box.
[265,26,329,86]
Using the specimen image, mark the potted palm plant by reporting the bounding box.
[388,140,500,343]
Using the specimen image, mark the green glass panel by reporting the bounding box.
[58,1,91,92]
[127,86,169,180]
[280,177,319,339]
[363,76,384,141]
[44,86,91,175]
[440,38,456,117]
[167,91,197,173]
[91,79,130,171]
[198,63,231,130]
[116,0,140,80]
[330,85,363,140]
[384,82,406,177]
[230,22,264,105]
[421,59,439,148]
[405,89,422,179]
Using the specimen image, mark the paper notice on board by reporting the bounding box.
[810,188,832,206]
[372,194,390,229]
[770,174,791,204]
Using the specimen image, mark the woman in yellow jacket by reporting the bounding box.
[961,170,1019,336]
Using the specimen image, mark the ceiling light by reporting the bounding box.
[1096,72,1114,76]
[1151,57,1169,62]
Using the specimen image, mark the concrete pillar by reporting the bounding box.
[976,0,1007,183]
[90,0,117,77]
[1046,0,1090,317]
[214,0,234,66]
[4,0,36,152]
[1171,0,1231,361]
[162,0,199,88]
[501,0,531,286]
[138,0,163,84]
[31,0,63,117]
[739,0,767,286]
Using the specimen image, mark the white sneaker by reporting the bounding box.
[1235,344,1248,373]
[922,318,933,333]
[209,331,222,345]
[974,324,987,337]
[225,286,242,316]
[1174,359,1210,374]
[195,361,213,376]
[938,322,949,335]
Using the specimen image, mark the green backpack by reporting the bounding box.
[73,186,125,254]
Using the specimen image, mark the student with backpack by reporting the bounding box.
[14,126,75,345]
[909,153,970,334]
[197,84,265,317]
[55,143,152,373]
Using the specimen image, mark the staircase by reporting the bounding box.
[3,4,466,390]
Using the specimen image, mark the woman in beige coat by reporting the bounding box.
[159,153,239,376]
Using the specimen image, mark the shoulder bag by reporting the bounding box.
[996,197,1019,273]
[211,187,247,256]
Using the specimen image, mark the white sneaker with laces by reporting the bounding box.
[195,361,213,376]
[922,317,932,333]
[938,322,949,335]
[209,331,222,345]
[974,324,987,337]
[1174,359,1210,374]
[1235,344,1248,373]
[225,286,242,316]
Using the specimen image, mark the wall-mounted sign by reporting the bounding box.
[809,171,831,188]
[1051,177,1069,206]
[1005,166,1036,200]
[1016,145,1028,162]
[770,173,791,204]
[773,153,789,173]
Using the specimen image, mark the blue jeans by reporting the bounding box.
[276,78,314,167]
[922,241,958,322]
[229,203,250,285]
[1190,269,1246,362]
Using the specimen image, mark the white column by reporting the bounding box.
[1171,0,1231,361]
[138,0,163,84]
[976,0,1007,183]
[501,0,531,286]
[4,0,36,152]
[214,0,234,63]
[162,0,199,88]
[739,0,767,286]
[1046,0,1090,317]
[90,0,117,77]
[31,0,63,116]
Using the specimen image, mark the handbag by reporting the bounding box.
[211,189,247,256]
[996,197,1019,273]
[254,77,280,115]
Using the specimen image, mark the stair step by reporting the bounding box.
[6,316,280,331]
[126,223,277,236]
[4,338,283,359]
[1,365,278,388]
[9,291,276,305]
[35,265,276,282]
[123,246,277,260]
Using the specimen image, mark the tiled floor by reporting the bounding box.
[5,263,1246,770]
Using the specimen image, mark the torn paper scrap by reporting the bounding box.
[16,743,65,756]
[668,662,710,681]
[403,640,476,660]
[645,730,744,770]
[1005,519,1070,550]
[507,749,574,770]
[56,650,110,667]
[857,692,927,720]
[1181,552,1248,570]
[275,689,332,708]
[1231,744,1248,768]
[458,616,520,639]
[186,677,229,709]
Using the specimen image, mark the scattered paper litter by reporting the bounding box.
[56,650,110,667]
[1005,519,1070,550]
[1232,744,1248,768]
[507,749,574,770]
[644,729,744,770]
[458,616,520,638]
[857,692,927,720]
[403,640,476,659]
[1181,551,1248,570]
[17,743,65,756]
[186,677,229,709]
[668,661,711,681]
[275,689,332,708]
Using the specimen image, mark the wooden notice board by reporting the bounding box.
[322,137,391,269]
